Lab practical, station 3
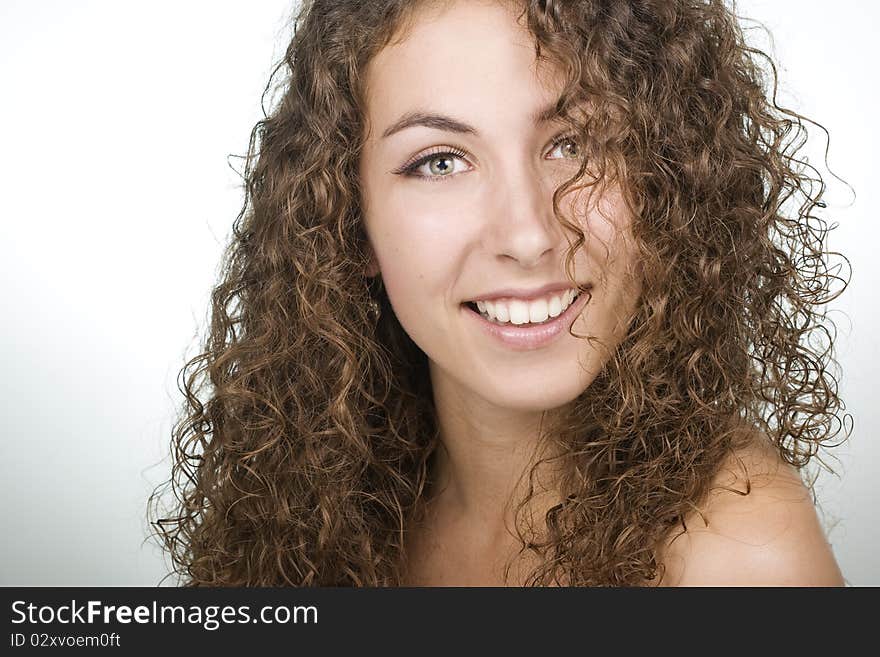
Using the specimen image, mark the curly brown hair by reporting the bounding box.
[148,0,850,586]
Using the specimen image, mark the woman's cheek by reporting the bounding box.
[383,193,476,278]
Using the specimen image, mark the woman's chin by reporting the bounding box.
[469,377,589,415]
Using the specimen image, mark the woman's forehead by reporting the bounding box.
[362,0,566,140]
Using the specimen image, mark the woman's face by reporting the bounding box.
[359,0,641,413]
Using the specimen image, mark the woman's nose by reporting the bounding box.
[482,159,562,269]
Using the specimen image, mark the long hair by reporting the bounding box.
[148,0,850,586]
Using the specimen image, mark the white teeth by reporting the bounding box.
[508,300,530,325]
[528,298,549,323]
[471,288,581,325]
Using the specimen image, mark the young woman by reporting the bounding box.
[151,0,848,586]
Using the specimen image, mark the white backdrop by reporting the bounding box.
[1,0,876,585]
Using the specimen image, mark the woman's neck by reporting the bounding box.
[427,370,565,540]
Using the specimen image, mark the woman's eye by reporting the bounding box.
[547,136,581,160]
[398,150,470,181]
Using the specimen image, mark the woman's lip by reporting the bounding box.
[461,288,591,351]
[467,282,582,303]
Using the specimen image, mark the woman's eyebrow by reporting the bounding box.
[380,100,564,140]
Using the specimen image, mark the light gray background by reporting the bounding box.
[1,0,876,585]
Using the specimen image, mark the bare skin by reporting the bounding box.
[404,434,844,586]
[654,437,844,586]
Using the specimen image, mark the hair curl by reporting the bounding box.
[149,0,850,586]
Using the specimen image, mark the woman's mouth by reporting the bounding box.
[460,286,592,351]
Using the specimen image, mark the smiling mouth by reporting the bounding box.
[463,300,572,326]
[461,286,591,327]
[459,287,592,351]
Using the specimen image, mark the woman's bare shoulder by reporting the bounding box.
[656,434,845,586]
